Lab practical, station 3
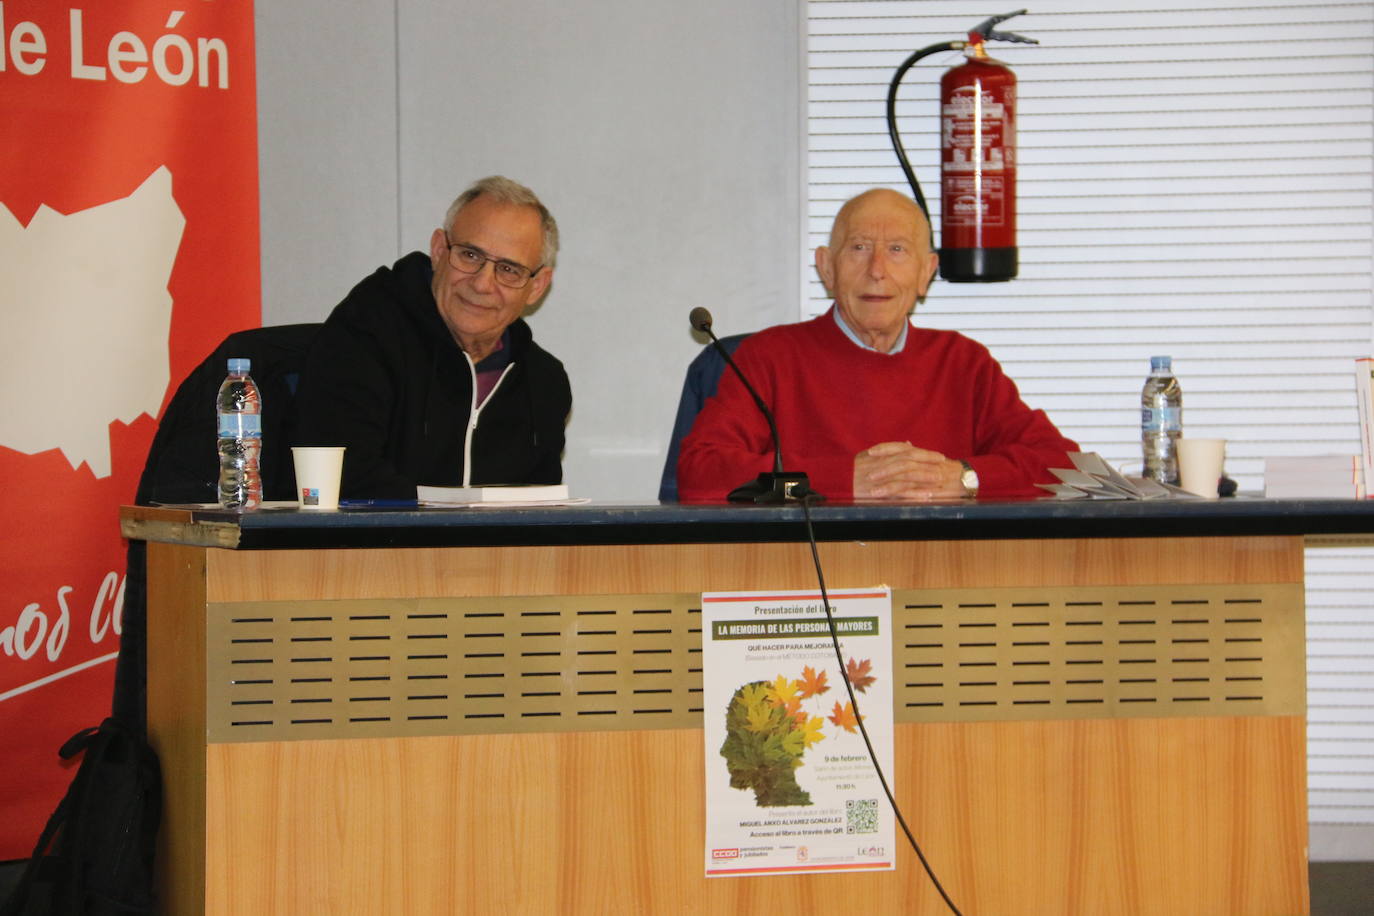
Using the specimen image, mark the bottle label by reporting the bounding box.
[218,412,262,438]
[1141,407,1182,433]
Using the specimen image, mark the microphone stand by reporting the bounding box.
[688,308,821,504]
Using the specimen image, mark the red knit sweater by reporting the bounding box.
[677,310,1078,500]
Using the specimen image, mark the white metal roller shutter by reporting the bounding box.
[806,0,1374,858]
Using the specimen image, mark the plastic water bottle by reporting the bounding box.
[1141,355,1182,484]
[217,358,262,509]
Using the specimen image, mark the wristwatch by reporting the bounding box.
[958,460,979,498]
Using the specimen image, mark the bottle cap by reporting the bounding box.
[228,358,251,373]
[1150,356,1171,371]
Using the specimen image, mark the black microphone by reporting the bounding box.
[690,308,821,503]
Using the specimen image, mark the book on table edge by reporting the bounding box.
[1263,455,1365,499]
[1358,358,1374,492]
[416,483,570,504]
[1264,454,1363,478]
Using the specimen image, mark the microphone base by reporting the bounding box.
[728,472,822,504]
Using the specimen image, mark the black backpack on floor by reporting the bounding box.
[0,718,161,916]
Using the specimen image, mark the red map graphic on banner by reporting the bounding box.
[0,0,259,859]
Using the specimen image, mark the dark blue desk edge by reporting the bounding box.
[142,497,1374,551]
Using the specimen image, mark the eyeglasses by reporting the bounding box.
[444,234,542,289]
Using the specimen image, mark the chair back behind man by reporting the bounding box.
[137,323,321,505]
[658,333,750,501]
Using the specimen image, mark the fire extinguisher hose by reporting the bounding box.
[885,41,962,220]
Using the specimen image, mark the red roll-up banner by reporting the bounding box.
[0,0,259,858]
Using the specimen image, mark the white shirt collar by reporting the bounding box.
[833,308,909,355]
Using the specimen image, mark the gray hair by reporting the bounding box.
[443,175,560,268]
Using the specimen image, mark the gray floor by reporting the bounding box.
[1309,861,1374,916]
[0,857,1369,913]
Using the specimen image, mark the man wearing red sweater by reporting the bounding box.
[676,188,1077,501]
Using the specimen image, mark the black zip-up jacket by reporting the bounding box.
[291,252,571,498]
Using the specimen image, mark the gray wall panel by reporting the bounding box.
[256,0,802,499]
[255,2,401,322]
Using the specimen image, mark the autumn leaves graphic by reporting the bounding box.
[718,659,879,807]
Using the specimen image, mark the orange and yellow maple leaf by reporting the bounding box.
[828,700,860,733]
[766,673,800,708]
[797,665,830,699]
[799,715,826,748]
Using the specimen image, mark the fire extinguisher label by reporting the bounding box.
[941,86,1014,229]
[946,176,1006,223]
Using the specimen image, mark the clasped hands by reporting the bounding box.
[853,441,967,500]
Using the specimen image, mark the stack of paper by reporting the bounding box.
[1264,456,1365,499]
[1038,452,1199,500]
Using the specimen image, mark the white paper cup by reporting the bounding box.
[292,446,345,510]
[1177,438,1226,497]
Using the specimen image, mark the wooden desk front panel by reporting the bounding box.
[147,535,1309,915]
[203,718,1305,916]
[203,535,1302,602]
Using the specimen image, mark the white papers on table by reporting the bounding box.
[1039,452,1199,500]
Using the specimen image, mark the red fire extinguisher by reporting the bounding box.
[886,10,1037,283]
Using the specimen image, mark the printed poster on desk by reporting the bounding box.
[702,587,895,877]
[0,1,260,858]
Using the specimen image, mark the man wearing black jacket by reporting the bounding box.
[292,175,570,498]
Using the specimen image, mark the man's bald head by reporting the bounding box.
[828,188,933,254]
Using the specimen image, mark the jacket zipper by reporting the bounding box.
[461,356,514,487]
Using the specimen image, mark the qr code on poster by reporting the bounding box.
[845,798,879,834]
